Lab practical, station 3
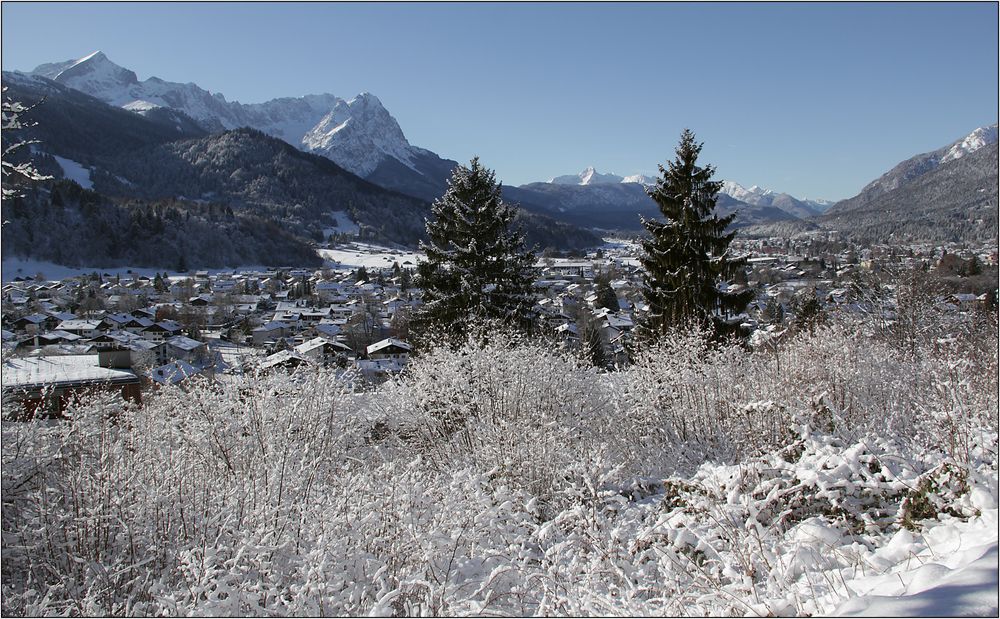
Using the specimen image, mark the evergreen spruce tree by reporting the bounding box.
[790,287,825,333]
[639,129,754,341]
[582,314,608,369]
[413,157,537,346]
[595,280,619,311]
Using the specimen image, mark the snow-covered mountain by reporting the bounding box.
[548,167,655,186]
[845,124,999,200]
[551,167,623,185]
[621,173,657,185]
[719,181,772,204]
[300,93,431,177]
[938,124,998,164]
[29,51,429,179]
[822,124,999,243]
[719,181,832,218]
[541,169,830,220]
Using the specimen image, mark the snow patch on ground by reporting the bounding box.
[52,155,93,189]
[322,210,360,237]
[835,541,998,616]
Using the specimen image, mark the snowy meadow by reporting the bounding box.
[2,311,997,616]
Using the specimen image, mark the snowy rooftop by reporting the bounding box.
[367,338,411,355]
[2,355,139,390]
[149,360,200,386]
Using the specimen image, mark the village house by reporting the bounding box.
[252,321,292,346]
[294,337,355,366]
[142,320,183,342]
[256,349,311,373]
[2,352,142,418]
[56,319,103,339]
[165,335,208,364]
[366,338,411,364]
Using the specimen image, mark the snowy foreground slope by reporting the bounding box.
[836,538,997,616]
[2,319,997,616]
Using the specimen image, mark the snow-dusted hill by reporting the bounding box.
[830,123,999,207]
[939,124,998,164]
[29,51,429,179]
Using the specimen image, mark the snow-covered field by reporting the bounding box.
[52,155,94,190]
[2,317,996,616]
[3,237,642,282]
[322,210,360,237]
[2,242,427,282]
[1,258,299,282]
[318,241,424,270]
[836,533,997,616]
[1,257,166,282]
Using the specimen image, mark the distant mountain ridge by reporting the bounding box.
[827,124,998,215]
[549,167,645,186]
[504,181,799,232]
[21,52,827,235]
[11,53,995,250]
[27,51,444,183]
[547,167,657,186]
[739,124,998,243]
[532,166,834,225]
[718,181,832,219]
[816,125,998,244]
[2,69,599,262]
[540,166,832,218]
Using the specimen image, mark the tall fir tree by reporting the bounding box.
[595,280,619,311]
[639,129,754,341]
[581,313,608,369]
[413,157,537,346]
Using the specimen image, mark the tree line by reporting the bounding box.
[411,130,752,350]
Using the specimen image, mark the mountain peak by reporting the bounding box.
[77,50,107,63]
[32,50,139,96]
[27,52,425,179]
[349,91,384,108]
[302,93,416,177]
[720,180,766,202]
[940,123,998,164]
[550,167,624,185]
[622,173,656,186]
[855,123,999,198]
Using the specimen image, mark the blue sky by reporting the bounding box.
[2,2,997,200]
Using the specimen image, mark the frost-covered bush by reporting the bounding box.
[2,312,996,616]
[624,427,998,616]
[619,314,998,476]
[370,328,620,513]
[2,370,379,615]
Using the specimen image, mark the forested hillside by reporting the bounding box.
[2,73,600,267]
[93,127,432,246]
[1,180,322,269]
[819,143,998,244]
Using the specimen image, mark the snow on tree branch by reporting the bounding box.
[2,86,52,199]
